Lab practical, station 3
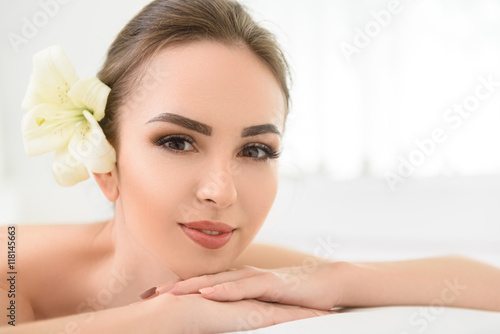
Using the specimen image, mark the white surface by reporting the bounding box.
[256,174,500,267]
[232,306,500,334]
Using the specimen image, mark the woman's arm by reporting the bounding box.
[0,296,155,334]
[165,255,500,312]
[0,289,328,333]
[341,255,500,311]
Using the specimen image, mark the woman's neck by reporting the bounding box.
[93,217,179,308]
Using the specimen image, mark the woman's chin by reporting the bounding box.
[173,261,233,280]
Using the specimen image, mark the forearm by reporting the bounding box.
[1,298,165,334]
[338,255,500,311]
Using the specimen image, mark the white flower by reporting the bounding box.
[21,45,116,187]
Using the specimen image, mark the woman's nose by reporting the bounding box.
[195,162,237,209]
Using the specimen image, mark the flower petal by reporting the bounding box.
[22,45,79,112]
[53,148,90,187]
[67,110,116,174]
[67,77,111,121]
[22,103,82,156]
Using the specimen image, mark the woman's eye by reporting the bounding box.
[156,136,195,152]
[240,144,280,160]
[167,139,192,151]
[241,146,267,159]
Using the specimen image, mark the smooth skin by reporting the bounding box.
[0,40,333,332]
[165,256,500,312]
[2,40,500,334]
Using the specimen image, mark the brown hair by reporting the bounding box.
[97,0,290,148]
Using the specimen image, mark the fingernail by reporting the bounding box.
[156,281,176,294]
[199,287,215,295]
[138,286,159,300]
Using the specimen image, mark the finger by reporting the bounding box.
[267,304,334,327]
[231,301,333,332]
[163,266,261,295]
[153,279,179,295]
[200,271,286,303]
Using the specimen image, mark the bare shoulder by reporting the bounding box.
[231,243,331,269]
[0,222,108,323]
[1,222,105,271]
[0,225,35,325]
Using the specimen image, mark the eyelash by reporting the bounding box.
[239,143,281,161]
[154,134,194,153]
[153,135,281,161]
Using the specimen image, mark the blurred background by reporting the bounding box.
[1,0,499,265]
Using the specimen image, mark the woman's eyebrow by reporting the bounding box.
[146,112,281,138]
[241,124,281,138]
[146,113,212,136]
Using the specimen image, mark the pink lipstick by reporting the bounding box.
[179,221,234,250]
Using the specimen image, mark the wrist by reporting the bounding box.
[322,260,355,308]
[139,293,187,333]
[334,261,410,308]
[330,261,370,307]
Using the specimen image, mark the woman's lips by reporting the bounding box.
[179,221,235,250]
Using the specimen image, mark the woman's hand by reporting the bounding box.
[139,291,332,333]
[156,262,348,311]
[162,256,500,314]
[4,278,330,334]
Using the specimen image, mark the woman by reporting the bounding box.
[1,0,499,332]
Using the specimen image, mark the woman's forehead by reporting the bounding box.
[122,40,286,131]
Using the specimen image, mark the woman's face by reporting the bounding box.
[111,41,285,279]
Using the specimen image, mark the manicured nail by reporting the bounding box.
[138,286,158,300]
[199,287,215,295]
[156,281,176,294]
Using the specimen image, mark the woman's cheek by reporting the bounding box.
[238,162,279,230]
